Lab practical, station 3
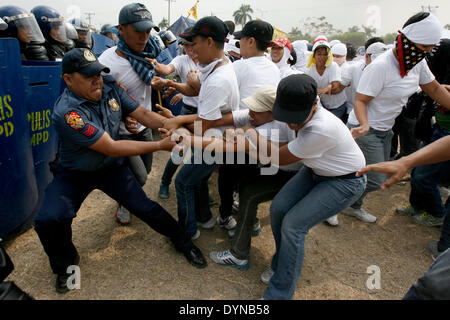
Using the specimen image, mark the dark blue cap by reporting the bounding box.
[62,48,110,76]
[118,3,159,32]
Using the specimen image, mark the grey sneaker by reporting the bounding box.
[427,241,443,261]
[115,205,131,225]
[217,216,237,230]
[396,205,422,217]
[413,213,444,227]
[342,207,377,223]
[261,268,275,284]
[198,217,216,229]
[209,250,249,270]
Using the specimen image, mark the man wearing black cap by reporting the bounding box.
[159,16,240,240]
[239,74,367,299]
[218,20,280,224]
[99,3,162,225]
[34,48,207,294]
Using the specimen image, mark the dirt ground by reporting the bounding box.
[3,150,443,300]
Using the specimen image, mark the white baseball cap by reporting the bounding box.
[312,35,330,52]
[366,42,388,60]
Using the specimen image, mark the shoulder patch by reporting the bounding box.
[65,111,85,130]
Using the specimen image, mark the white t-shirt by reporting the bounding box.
[288,106,366,177]
[306,62,347,110]
[197,60,240,133]
[233,56,280,110]
[99,46,152,135]
[341,59,366,113]
[232,109,302,172]
[170,54,199,108]
[348,49,435,131]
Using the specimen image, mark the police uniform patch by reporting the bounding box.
[109,98,120,112]
[65,111,85,130]
[84,49,96,62]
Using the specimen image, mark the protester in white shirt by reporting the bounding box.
[306,36,347,122]
[292,40,309,73]
[160,16,240,240]
[238,74,367,300]
[209,86,303,270]
[98,5,162,225]
[233,20,281,110]
[345,12,450,223]
[269,37,299,79]
[147,29,201,199]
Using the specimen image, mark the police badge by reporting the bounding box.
[83,49,96,62]
[109,98,120,112]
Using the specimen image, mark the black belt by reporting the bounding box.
[336,172,360,180]
[183,104,197,113]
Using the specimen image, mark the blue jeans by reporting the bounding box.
[410,125,450,218]
[347,124,394,209]
[175,150,221,237]
[161,105,197,186]
[263,166,367,300]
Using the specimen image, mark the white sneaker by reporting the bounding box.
[191,230,201,240]
[342,207,377,223]
[261,268,274,284]
[326,215,339,226]
[209,250,249,270]
[217,216,237,230]
[115,205,131,225]
[439,186,450,198]
[198,217,216,229]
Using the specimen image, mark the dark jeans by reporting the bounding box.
[120,128,153,186]
[161,105,197,187]
[403,248,450,300]
[219,164,296,260]
[410,125,450,218]
[440,201,450,252]
[325,102,347,123]
[34,162,192,275]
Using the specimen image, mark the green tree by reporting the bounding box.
[347,26,360,33]
[362,25,377,39]
[288,27,314,43]
[158,18,169,29]
[233,4,253,27]
[301,16,341,37]
[332,32,367,47]
[383,32,397,45]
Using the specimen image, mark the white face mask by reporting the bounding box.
[333,56,346,67]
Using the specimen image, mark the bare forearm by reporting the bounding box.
[402,136,450,169]
[427,84,450,111]
[168,80,199,97]
[353,98,369,126]
[135,110,167,130]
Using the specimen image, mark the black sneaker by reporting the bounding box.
[55,274,70,294]
[183,245,207,269]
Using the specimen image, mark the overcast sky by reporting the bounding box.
[11,0,450,36]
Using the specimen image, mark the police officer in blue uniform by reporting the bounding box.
[34,48,207,294]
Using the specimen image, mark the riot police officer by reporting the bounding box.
[34,48,206,293]
[31,5,68,61]
[100,23,119,44]
[0,5,48,60]
[68,17,92,49]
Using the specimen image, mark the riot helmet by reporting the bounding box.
[0,6,45,44]
[159,30,177,49]
[31,5,67,44]
[69,17,92,48]
[100,23,118,44]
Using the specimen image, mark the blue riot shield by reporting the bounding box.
[92,33,115,58]
[21,59,62,220]
[0,39,38,237]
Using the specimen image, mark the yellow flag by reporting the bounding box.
[272,27,289,40]
[188,1,199,20]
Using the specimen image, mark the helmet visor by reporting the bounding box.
[65,22,78,40]
[48,17,67,43]
[76,29,92,47]
[9,13,45,43]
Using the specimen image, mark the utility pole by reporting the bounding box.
[85,12,95,25]
[165,0,176,26]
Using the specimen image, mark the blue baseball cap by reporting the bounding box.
[62,48,110,76]
[118,3,160,32]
